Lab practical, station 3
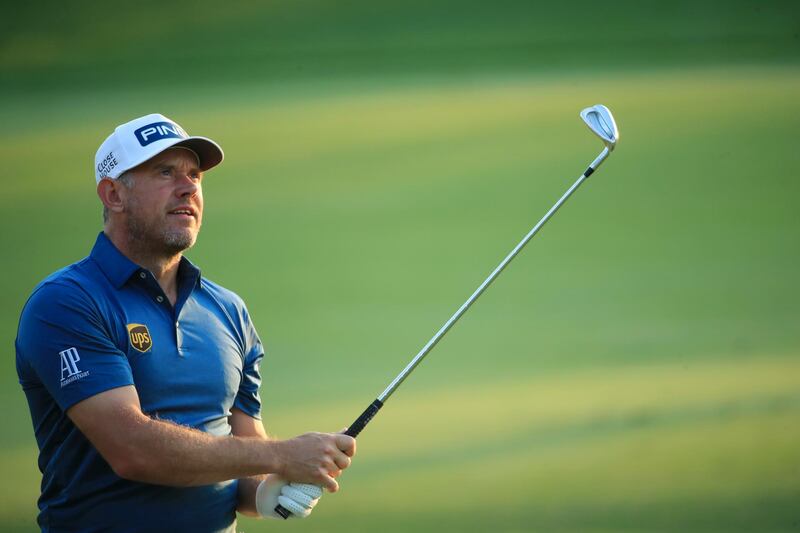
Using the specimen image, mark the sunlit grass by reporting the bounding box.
[1,66,799,531]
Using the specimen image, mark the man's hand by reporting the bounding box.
[255,475,323,519]
[273,432,356,492]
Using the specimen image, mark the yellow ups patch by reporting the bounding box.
[127,323,153,353]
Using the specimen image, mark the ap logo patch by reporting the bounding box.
[60,347,89,387]
[127,323,153,353]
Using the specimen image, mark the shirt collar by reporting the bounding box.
[90,232,203,290]
[90,232,140,288]
[178,254,203,291]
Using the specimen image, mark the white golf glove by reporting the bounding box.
[255,474,323,519]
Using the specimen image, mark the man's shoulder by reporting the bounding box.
[17,258,107,367]
[22,257,101,317]
[31,257,98,296]
[197,276,262,352]
[198,276,257,328]
[200,277,246,307]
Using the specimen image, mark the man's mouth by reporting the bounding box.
[168,206,197,219]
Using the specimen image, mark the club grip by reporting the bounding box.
[274,399,384,518]
[344,399,384,438]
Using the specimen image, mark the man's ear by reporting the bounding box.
[97,178,126,215]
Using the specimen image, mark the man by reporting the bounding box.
[15,113,355,532]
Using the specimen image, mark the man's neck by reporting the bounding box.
[104,228,182,305]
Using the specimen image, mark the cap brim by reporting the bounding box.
[104,135,225,181]
[171,136,224,172]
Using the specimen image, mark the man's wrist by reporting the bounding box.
[236,475,266,517]
[258,438,286,478]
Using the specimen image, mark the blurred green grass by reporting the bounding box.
[2,1,800,531]
[2,0,799,93]
[2,65,798,532]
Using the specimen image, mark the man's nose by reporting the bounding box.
[176,173,199,197]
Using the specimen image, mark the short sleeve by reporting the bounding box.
[16,281,134,412]
[233,305,264,419]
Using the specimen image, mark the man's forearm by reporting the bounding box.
[112,414,282,486]
[67,387,353,491]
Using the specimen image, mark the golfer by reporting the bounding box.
[15,113,355,532]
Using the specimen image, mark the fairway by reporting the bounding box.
[2,64,798,531]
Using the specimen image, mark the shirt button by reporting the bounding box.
[156,295,164,303]
[139,272,146,279]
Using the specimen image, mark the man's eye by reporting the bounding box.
[161,169,171,176]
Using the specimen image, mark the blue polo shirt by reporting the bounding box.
[15,232,265,532]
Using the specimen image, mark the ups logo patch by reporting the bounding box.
[127,323,153,353]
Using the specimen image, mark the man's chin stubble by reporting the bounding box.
[162,230,196,254]
[126,217,198,258]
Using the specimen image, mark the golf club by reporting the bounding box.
[275,104,620,519]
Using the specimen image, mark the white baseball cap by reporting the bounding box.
[94,113,224,183]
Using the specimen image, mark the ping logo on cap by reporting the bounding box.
[127,323,153,353]
[134,121,188,146]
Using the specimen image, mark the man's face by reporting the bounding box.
[121,147,204,255]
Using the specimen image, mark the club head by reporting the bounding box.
[580,104,619,151]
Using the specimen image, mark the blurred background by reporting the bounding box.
[2,1,799,531]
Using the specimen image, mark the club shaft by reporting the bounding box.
[280,149,611,518]
[376,148,609,404]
